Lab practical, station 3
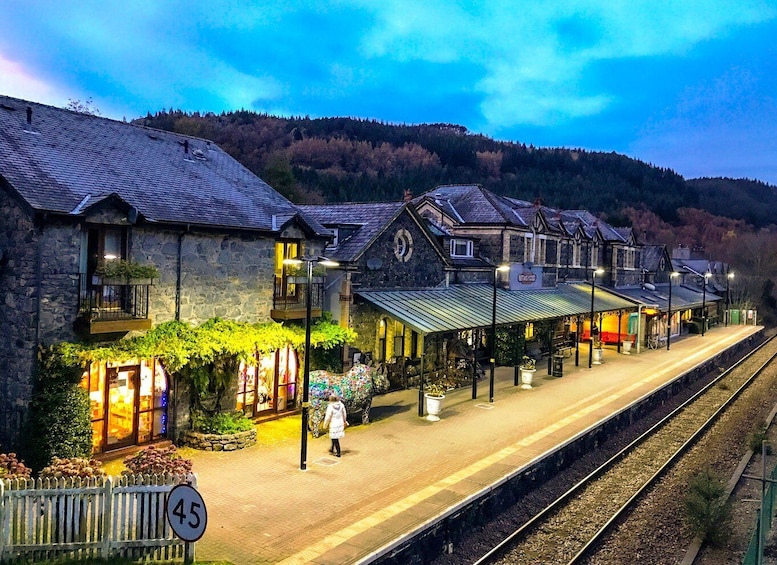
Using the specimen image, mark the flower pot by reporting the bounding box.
[520,368,536,389]
[622,341,632,355]
[593,347,604,365]
[424,394,444,422]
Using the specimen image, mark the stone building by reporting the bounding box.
[0,95,330,452]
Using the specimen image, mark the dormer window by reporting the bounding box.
[450,238,473,258]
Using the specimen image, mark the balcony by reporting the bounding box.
[271,275,324,321]
[78,274,152,334]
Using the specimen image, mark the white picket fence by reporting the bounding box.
[0,473,195,562]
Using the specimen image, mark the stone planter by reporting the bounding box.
[424,394,445,422]
[622,340,632,355]
[181,428,257,451]
[593,347,604,365]
[519,368,536,389]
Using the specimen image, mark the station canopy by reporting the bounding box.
[607,284,722,313]
[355,283,636,336]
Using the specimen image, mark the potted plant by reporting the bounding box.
[519,355,536,389]
[285,264,328,283]
[94,259,159,285]
[424,382,447,421]
[592,342,604,365]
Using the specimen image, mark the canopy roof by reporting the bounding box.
[608,284,721,312]
[356,283,636,336]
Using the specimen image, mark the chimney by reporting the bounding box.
[403,189,412,202]
[26,107,32,124]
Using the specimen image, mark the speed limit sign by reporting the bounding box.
[166,484,208,542]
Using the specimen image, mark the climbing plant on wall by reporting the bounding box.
[54,317,356,413]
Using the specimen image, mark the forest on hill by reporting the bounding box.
[138,110,777,323]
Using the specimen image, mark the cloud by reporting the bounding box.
[356,0,777,128]
[0,54,59,105]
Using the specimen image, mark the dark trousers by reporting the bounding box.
[330,438,341,455]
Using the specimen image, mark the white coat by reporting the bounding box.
[323,400,347,439]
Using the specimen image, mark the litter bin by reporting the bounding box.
[552,355,563,377]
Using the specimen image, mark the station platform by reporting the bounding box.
[192,325,763,565]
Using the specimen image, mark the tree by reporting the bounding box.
[65,97,101,116]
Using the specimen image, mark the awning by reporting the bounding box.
[355,283,637,336]
[607,284,722,313]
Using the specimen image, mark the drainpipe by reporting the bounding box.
[175,227,188,321]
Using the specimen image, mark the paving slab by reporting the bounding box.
[189,325,762,564]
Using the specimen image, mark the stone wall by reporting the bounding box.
[180,429,257,451]
[132,227,277,325]
[0,187,40,445]
[353,212,446,290]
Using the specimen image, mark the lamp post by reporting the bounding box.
[701,271,710,337]
[588,268,605,369]
[725,271,734,326]
[490,264,510,403]
[667,272,678,350]
[284,255,338,471]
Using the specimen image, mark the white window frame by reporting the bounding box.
[450,238,474,258]
[536,236,547,266]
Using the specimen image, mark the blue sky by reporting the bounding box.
[2,1,777,184]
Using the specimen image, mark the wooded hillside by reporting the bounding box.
[138,109,777,323]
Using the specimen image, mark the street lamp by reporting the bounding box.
[701,271,710,337]
[588,268,605,369]
[284,255,339,471]
[725,271,734,326]
[667,272,678,350]
[489,264,510,403]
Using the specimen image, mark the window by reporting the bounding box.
[536,237,546,265]
[275,240,300,298]
[572,239,581,267]
[84,227,127,275]
[450,238,473,257]
[393,229,413,262]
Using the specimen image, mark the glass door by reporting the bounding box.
[105,366,139,450]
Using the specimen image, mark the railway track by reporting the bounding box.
[472,335,777,565]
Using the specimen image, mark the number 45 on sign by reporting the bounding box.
[166,483,208,552]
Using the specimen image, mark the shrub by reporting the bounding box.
[683,467,731,546]
[748,420,770,453]
[0,452,32,480]
[21,345,93,472]
[191,410,254,434]
[39,457,106,479]
[123,445,193,475]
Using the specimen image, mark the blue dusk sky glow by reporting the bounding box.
[2,1,777,183]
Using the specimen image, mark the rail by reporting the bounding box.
[473,334,777,565]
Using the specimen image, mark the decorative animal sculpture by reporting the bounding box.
[308,364,390,438]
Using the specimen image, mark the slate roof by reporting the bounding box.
[640,245,668,271]
[356,283,636,335]
[415,185,632,243]
[0,95,328,235]
[297,201,406,262]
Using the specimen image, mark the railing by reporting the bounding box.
[0,473,194,562]
[272,275,324,312]
[78,274,150,322]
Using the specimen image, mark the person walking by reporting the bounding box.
[323,394,348,457]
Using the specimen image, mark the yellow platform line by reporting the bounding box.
[278,330,748,564]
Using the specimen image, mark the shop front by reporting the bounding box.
[80,358,168,454]
[236,344,298,417]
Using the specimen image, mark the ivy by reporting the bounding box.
[49,317,356,407]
